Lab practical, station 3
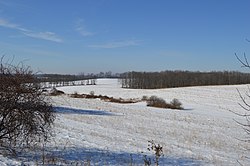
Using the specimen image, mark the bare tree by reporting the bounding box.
[0,57,55,154]
[234,53,250,142]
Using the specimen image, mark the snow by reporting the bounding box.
[0,155,21,166]
[1,78,250,165]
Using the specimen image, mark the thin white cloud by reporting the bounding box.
[0,18,19,29]
[75,19,94,37]
[23,31,63,43]
[0,18,63,43]
[0,18,29,32]
[76,26,94,37]
[88,40,141,49]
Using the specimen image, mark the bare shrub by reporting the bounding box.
[89,91,95,96]
[170,98,183,109]
[0,57,55,154]
[148,140,163,166]
[147,96,167,108]
[49,87,65,96]
[69,92,139,104]
[147,96,183,110]
[142,95,149,101]
[143,140,163,166]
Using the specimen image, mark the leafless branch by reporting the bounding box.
[0,56,55,154]
[235,53,250,68]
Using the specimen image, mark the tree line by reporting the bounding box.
[120,71,250,89]
[37,72,121,88]
[37,74,96,88]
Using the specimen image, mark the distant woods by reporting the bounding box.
[37,70,250,89]
[38,74,97,88]
[120,71,250,89]
[37,72,120,88]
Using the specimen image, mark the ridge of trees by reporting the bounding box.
[37,72,120,88]
[37,71,120,82]
[120,70,250,89]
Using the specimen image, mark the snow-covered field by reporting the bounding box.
[1,78,250,165]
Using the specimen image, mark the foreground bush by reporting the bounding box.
[147,96,183,109]
[0,58,55,154]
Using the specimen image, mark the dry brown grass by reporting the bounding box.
[69,92,139,104]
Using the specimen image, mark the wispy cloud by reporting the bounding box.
[88,40,142,49]
[75,19,94,37]
[0,18,21,29]
[0,18,63,43]
[23,31,63,43]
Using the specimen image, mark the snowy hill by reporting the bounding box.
[1,78,249,165]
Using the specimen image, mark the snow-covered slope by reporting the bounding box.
[1,79,249,165]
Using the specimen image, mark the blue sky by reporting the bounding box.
[0,0,250,74]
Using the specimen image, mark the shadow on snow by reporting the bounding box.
[19,107,201,165]
[54,106,117,116]
[20,146,203,166]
